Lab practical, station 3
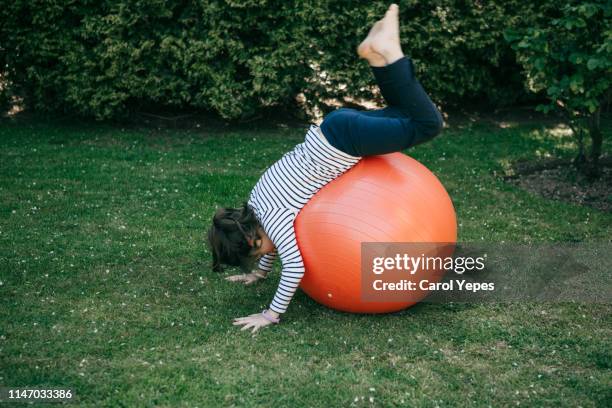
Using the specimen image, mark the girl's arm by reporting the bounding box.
[257,250,277,275]
[256,208,303,314]
[233,208,304,332]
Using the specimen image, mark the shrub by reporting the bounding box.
[505,0,611,177]
[0,0,562,121]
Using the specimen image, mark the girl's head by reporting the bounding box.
[207,203,262,273]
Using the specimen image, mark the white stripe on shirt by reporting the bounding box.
[248,124,361,314]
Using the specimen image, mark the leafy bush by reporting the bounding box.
[505,0,611,177]
[1,0,562,121]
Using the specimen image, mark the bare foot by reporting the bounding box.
[357,21,386,67]
[358,4,404,65]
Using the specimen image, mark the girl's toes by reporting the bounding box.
[385,4,399,20]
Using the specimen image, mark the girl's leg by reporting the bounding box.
[320,57,443,156]
[371,56,443,136]
[320,4,443,157]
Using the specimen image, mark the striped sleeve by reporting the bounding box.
[259,208,304,314]
[257,250,277,273]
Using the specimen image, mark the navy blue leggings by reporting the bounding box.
[320,56,443,156]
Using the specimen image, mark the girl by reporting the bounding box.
[208,4,443,333]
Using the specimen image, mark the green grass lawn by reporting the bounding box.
[1,116,610,407]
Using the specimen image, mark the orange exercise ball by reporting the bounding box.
[295,153,457,314]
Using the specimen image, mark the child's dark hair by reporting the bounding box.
[207,203,261,273]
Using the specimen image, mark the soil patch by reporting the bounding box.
[505,157,612,212]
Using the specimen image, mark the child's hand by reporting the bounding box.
[225,270,266,285]
[233,312,275,333]
[225,273,258,285]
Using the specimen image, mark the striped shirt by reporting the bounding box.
[248,124,361,314]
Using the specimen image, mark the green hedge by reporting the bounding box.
[1,0,562,121]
